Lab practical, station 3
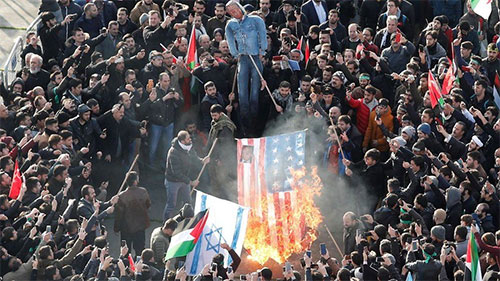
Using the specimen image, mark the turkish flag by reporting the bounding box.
[8,160,22,199]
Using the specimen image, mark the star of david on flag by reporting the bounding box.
[184,191,249,276]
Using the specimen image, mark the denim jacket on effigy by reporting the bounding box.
[225,14,268,57]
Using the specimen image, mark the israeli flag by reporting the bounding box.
[185,191,250,275]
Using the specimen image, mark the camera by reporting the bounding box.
[211,263,218,272]
[207,58,215,64]
[168,7,174,16]
[240,275,247,280]
[375,257,384,263]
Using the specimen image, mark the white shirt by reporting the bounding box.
[313,1,327,24]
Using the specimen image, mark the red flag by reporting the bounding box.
[494,71,500,89]
[128,254,135,273]
[428,72,444,108]
[304,39,310,63]
[186,25,198,70]
[8,160,22,199]
[441,63,455,95]
[297,36,303,50]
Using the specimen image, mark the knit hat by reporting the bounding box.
[401,126,416,139]
[78,104,91,114]
[471,135,483,148]
[417,123,431,135]
[332,71,346,83]
[243,4,255,12]
[57,112,71,124]
[431,225,446,241]
[392,136,406,147]
[461,41,474,50]
[139,13,149,25]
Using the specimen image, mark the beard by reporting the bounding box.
[30,67,40,74]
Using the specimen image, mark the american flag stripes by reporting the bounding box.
[237,131,306,256]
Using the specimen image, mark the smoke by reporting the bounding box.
[261,109,378,257]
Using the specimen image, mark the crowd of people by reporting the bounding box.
[0,0,499,280]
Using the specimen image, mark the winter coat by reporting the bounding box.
[347,97,378,135]
[114,185,151,234]
[363,108,394,152]
[165,138,202,184]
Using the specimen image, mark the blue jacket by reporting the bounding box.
[226,13,267,57]
[75,15,104,38]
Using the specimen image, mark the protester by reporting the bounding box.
[0,0,498,280]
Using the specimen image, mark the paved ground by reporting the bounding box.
[0,0,39,62]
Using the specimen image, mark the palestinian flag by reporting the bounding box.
[470,0,492,20]
[441,60,456,96]
[296,36,310,63]
[465,233,482,281]
[186,25,198,71]
[493,71,500,109]
[428,71,444,109]
[165,210,209,260]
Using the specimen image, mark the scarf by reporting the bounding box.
[179,141,192,151]
[208,113,236,144]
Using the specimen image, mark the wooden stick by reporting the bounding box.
[195,138,218,182]
[228,68,238,118]
[117,153,140,195]
[247,54,279,108]
[328,117,346,159]
[325,224,344,257]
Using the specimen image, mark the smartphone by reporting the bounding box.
[240,275,247,280]
[306,250,311,258]
[46,225,52,233]
[412,239,418,251]
[121,240,126,247]
[376,257,384,263]
[136,256,141,264]
[272,56,283,61]
[364,232,372,238]
[300,258,306,267]
[320,243,327,255]
[177,260,185,268]
[444,246,451,255]
[211,263,217,272]
[285,261,292,272]
[405,236,412,245]
[227,266,233,274]
[356,229,362,237]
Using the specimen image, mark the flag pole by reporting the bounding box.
[247,54,280,109]
[117,153,140,195]
[228,68,238,118]
[191,138,219,194]
[328,117,346,159]
[324,224,344,257]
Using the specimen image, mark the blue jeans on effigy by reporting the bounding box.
[163,179,191,221]
[148,123,174,164]
[238,55,263,121]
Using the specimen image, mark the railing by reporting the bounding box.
[1,14,42,87]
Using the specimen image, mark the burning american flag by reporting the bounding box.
[237,131,323,264]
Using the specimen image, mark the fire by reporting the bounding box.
[244,166,323,264]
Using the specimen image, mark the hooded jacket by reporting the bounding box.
[445,187,462,228]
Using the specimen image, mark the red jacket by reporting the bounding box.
[347,97,375,135]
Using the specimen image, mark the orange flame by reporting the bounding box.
[244,166,323,264]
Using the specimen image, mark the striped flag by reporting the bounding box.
[470,0,492,20]
[185,192,249,275]
[296,36,310,63]
[493,71,500,109]
[428,71,444,108]
[186,25,198,70]
[165,210,209,260]
[465,233,482,281]
[237,131,306,260]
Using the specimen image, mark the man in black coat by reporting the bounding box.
[39,12,74,63]
[343,148,387,207]
[97,104,146,196]
[163,130,209,220]
[143,10,174,54]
